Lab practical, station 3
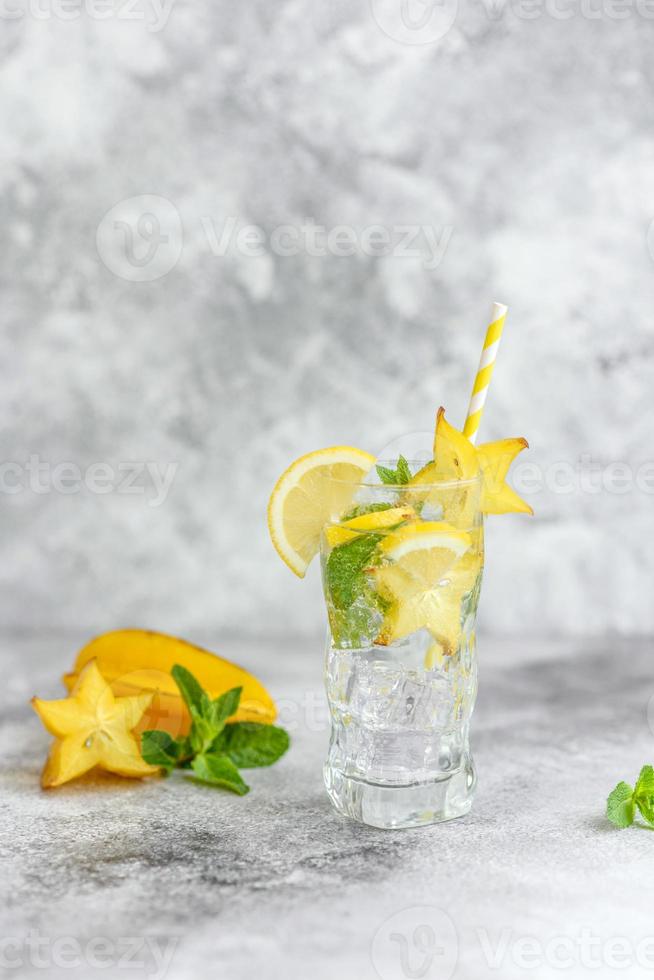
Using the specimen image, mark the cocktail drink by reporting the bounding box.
[321,470,483,828]
[267,305,532,828]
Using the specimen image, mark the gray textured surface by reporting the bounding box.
[3,633,654,979]
[2,4,654,640]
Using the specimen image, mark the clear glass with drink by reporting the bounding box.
[267,304,532,829]
[320,469,483,828]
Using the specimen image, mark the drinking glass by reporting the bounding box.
[321,470,483,829]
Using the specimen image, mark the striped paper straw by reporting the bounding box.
[463,302,508,444]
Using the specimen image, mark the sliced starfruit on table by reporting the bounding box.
[267,446,375,576]
[63,630,276,738]
[32,659,159,788]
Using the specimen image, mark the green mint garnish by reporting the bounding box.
[325,533,382,610]
[211,722,290,768]
[141,666,289,794]
[606,765,654,828]
[191,753,250,796]
[140,730,187,772]
[376,455,412,486]
[324,531,391,647]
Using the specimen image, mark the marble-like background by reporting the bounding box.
[2,0,654,642]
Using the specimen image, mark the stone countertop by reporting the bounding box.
[2,634,654,980]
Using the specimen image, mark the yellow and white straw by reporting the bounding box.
[463,302,508,444]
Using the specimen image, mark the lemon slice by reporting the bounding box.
[370,521,481,653]
[379,521,471,563]
[267,447,375,577]
[324,506,417,548]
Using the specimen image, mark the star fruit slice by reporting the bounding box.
[369,521,482,654]
[32,659,158,788]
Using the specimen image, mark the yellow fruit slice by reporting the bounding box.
[63,630,276,738]
[477,438,533,515]
[433,406,479,480]
[378,520,471,571]
[402,409,481,529]
[405,461,473,530]
[370,521,481,653]
[33,660,159,788]
[410,408,533,519]
[268,446,375,577]
[324,506,417,548]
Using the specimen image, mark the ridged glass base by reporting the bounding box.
[324,756,476,830]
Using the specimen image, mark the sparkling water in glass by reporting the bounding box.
[321,471,483,829]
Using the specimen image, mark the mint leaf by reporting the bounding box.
[325,533,381,610]
[141,665,290,796]
[341,502,393,521]
[140,730,184,772]
[212,722,290,768]
[172,664,218,755]
[635,766,654,826]
[396,455,412,484]
[635,764,654,797]
[191,753,250,795]
[376,464,400,485]
[171,664,211,719]
[607,766,654,828]
[606,782,635,828]
[324,531,391,646]
[376,455,411,486]
[327,585,391,648]
[636,797,654,825]
[189,714,217,756]
[209,687,242,732]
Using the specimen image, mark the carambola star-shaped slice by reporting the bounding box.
[31,659,159,788]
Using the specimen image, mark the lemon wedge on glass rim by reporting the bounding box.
[267,446,375,577]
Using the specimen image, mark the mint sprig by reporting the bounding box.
[376,455,411,486]
[324,532,390,647]
[606,765,654,828]
[141,665,289,795]
[325,533,382,610]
